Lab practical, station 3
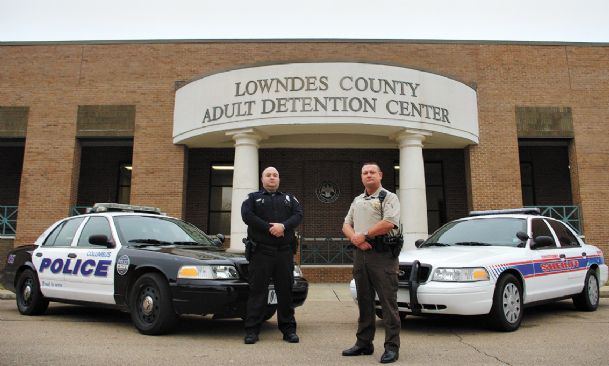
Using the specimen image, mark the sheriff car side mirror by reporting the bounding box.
[415,239,425,248]
[89,234,113,248]
[531,235,554,249]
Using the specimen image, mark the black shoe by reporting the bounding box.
[380,349,399,363]
[283,333,299,343]
[342,344,374,356]
[244,333,259,344]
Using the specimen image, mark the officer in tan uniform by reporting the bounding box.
[342,162,401,364]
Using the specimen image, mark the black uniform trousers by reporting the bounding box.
[245,246,295,335]
[353,248,400,352]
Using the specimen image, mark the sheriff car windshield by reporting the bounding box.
[113,216,217,248]
[421,218,527,248]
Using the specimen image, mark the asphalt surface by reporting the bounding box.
[1,283,609,365]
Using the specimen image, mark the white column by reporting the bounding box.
[396,129,431,251]
[226,129,261,252]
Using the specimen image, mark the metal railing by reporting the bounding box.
[526,205,581,234]
[71,206,92,216]
[0,205,18,236]
[300,237,354,265]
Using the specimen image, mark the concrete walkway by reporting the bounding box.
[1,283,608,301]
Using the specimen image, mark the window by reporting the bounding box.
[43,218,85,247]
[77,216,113,247]
[209,164,233,235]
[547,220,580,248]
[520,162,535,206]
[117,162,132,204]
[531,218,557,249]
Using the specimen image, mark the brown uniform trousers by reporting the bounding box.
[353,247,400,352]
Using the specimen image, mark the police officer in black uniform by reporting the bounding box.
[241,166,303,344]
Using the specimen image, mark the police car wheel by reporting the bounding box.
[489,273,523,332]
[573,269,599,311]
[16,269,49,316]
[130,273,177,335]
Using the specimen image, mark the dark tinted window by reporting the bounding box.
[77,216,113,247]
[547,220,580,248]
[531,218,557,248]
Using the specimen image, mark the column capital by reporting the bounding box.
[225,128,266,144]
[394,129,432,148]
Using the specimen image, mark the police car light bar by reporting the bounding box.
[89,203,162,215]
[469,208,541,217]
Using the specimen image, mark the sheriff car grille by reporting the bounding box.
[398,263,431,284]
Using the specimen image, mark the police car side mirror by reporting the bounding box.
[212,233,225,247]
[516,231,530,242]
[89,235,113,248]
[415,239,425,248]
[531,235,554,249]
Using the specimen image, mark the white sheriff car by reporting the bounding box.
[350,208,608,331]
[2,203,308,335]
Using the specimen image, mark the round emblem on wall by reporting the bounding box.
[316,181,340,204]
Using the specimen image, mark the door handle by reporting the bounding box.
[582,252,587,257]
[559,254,566,259]
[36,252,42,257]
[68,253,77,258]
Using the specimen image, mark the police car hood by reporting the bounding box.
[140,246,246,261]
[400,246,522,267]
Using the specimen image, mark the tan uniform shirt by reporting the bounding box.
[344,187,400,236]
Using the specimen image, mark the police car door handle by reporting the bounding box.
[68,253,77,258]
[559,254,566,259]
[582,252,587,257]
[35,252,42,257]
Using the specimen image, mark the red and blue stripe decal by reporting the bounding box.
[488,252,604,281]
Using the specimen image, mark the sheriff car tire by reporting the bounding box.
[572,269,599,311]
[489,273,523,332]
[130,273,178,335]
[16,269,49,315]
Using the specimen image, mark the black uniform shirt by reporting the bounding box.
[241,190,303,247]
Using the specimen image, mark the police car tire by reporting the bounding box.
[489,273,523,332]
[572,269,599,312]
[129,273,178,335]
[16,269,49,316]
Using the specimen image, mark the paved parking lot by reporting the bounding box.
[1,283,609,365]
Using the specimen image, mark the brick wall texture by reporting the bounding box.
[1,41,608,282]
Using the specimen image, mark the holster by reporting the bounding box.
[369,235,404,258]
[243,238,257,261]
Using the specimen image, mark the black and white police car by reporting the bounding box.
[2,203,308,335]
[350,208,608,331]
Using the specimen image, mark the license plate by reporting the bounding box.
[267,289,277,304]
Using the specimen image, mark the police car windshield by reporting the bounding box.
[114,216,216,247]
[422,218,527,248]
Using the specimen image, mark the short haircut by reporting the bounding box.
[361,162,382,172]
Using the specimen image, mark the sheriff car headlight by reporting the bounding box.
[432,267,489,282]
[178,265,239,279]
[293,265,303,278]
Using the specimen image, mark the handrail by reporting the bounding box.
[0,205,18,236]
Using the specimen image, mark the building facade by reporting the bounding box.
[1,41,608,281]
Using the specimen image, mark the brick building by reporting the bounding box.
[1,40,608,282]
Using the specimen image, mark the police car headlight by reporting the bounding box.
[178,265,239,280]
[432,267,489,282]
[293,265,303,278]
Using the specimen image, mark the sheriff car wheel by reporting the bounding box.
[489,273,523,332]
[573,269,599,311]
[16,269,49,316]
[130,273,177,335]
